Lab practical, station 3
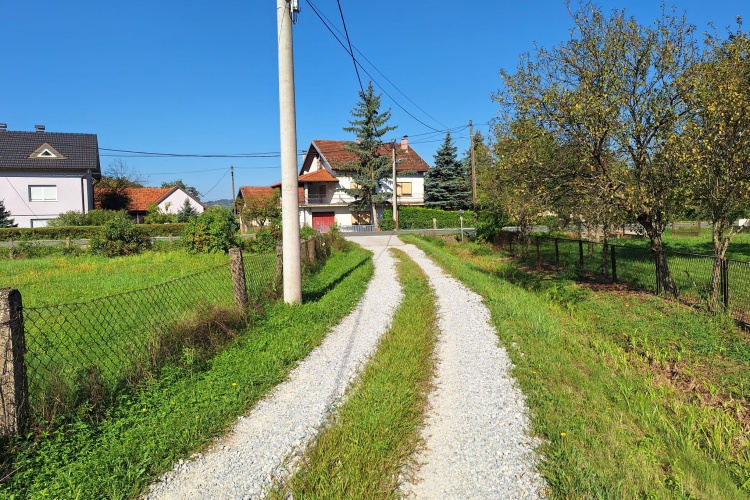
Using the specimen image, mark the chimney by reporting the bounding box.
[35,124,45,133]
[0,124,6,132]
[400,135,409,151]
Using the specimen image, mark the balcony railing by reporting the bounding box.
[305,194,343,205]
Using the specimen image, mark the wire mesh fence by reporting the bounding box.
[495,232,750,328]
[0,234,335,435]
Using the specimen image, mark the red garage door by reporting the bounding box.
[312,212,335,233]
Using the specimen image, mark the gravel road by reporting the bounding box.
[144,237,402,499]
[398,243,546,499]
[144,234,545,498]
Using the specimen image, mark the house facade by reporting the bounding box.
[0,124,101,228]
[94,186,205,223]
[297,137,430,231]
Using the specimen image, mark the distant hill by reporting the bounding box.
[203,198,234,208]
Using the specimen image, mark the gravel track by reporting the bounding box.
[144,235,546,498]
[144,238,402,499]
[399,243,546,499]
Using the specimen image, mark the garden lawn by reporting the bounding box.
[1,245,373,500]
[403,235,750,499]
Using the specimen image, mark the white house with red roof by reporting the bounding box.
[94,186,204,223]
[296,136,429,231]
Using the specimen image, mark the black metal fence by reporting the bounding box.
[0,234,334,434]
[494,232,750,327]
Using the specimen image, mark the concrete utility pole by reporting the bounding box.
[391,139,398,228]
[470,120,477,212]
[277,0,302,304]
[230,165,236,215]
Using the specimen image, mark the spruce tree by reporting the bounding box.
[425,132,471,210]
[339,81,397,228]
[176,198,200,222]
[0,200,17,228]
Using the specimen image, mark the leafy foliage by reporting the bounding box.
[425,132,471,210]
[144,203,177,224]
[338,81,397,227]
[679,25,750,308]
[239,190,280,228]
[495,2,699,295]
[90,214,151,257]
[182,207,239,253]
[160,179,201,200]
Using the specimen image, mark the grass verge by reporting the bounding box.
[270,248,438,499]
[1,246,373,499]
[402,234,750,499]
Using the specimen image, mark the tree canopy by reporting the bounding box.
[425,132,471,210]
[338,81,397,228]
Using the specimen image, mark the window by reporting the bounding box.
[29,185,57,202]
[397,182,412,196]
[352,211,372,225]
[31,219,50,228]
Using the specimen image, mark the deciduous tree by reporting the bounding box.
[496,1,698,296]
[680,25,750,309]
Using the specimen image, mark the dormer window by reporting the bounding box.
[29,143,65,159]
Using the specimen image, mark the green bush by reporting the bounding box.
[243,227,278,253]
[379,218,396,231]
[182,207,239,253]
[300,225,317,239]
[382,207,475,230]
[90,215,151,257]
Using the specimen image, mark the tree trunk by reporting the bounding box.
[638,214,677,297]
[709,224,732,312]
[601,222,610,277]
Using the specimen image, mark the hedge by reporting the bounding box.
[382,207,476,230]
[0,224,189,241]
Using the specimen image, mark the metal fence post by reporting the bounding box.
[655,250,663,296]
[229,248,249,311]
[535,237,541,266]
[721,258,729,309]
[0,288,28,437]
[611,245,617,283]
[555,238,560,266]
[579,240,584,270]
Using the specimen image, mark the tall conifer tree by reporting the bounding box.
[425,132,471,210]
[339,82,397,228]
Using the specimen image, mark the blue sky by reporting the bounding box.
[1,1,746,201]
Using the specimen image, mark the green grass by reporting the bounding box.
[1,245,373,499]
[403,234,750,499]
[611,228,750,262]
[270,248,438,499]
[0,250,231,306]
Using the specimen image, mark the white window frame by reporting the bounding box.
[31,219,51,228]
[29,185,58,202]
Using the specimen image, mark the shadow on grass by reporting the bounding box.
[302,253,371,303]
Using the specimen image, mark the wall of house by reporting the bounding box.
[157,190,205,214]
[0,171,93,228]
[380,173,426,205]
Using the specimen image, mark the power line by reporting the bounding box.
[304,0,443,133]
[308,0,450,131]
[335,0,363,94]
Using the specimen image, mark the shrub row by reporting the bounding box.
[0,224,188,241]
[381,207,476,230]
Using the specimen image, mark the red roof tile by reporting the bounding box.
[310,140,430,173]
[298,169,339,182]
[239,186,276,199]
[94,187,175,211]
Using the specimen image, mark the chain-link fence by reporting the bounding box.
[495,232,750,328]
[0,234,333,434]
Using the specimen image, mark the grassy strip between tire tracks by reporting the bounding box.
[270,248,439,499]
[402,235,750,499]
[1,245,373,499]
